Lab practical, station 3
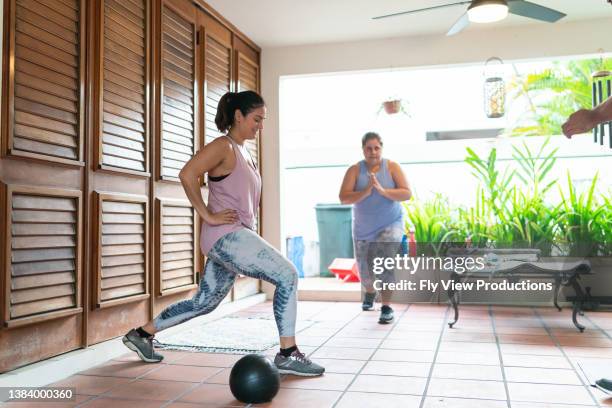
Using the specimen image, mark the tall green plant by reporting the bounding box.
[403,195,457,255]
[494,187,559,255]
[492,137,560,253]
[508,58,612,137]
[402,139,611,256]
[465,147,515,220]
[557,172,608,256]
[511,136,558,196]
[456,187,491,247]
[598,194,612,255]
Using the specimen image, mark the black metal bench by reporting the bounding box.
[445,248,592,332]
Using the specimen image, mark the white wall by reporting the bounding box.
[260,17,612,250]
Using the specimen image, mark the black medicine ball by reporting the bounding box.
[229,354,280,403]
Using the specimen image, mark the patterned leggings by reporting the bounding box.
[153,228,298,337]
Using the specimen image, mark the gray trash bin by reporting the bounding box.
[315,204,353,277]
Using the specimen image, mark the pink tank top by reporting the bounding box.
[200,136,261,255]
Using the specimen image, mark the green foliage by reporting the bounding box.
[464,147,514,219]
[455,187,492,247]
[507,58,612,137]
[402,194,457,255]
[511,137,558,196]
[496,187,559,255]
[403,137,611,256]
[600,194,612,254]
[493,137,559,254]
[557,173,610,256]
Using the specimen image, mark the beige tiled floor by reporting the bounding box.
[4,301,612,407]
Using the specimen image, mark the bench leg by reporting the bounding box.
[448,273,459,328]
[572,302,585,332]
[569,275,586,332]
[554,276,562,312]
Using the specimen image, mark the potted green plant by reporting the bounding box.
[379,98,410,115]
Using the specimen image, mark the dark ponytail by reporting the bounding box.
[215,90,265,132]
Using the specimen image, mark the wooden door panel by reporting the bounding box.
[0,0,86,373]
[4,185,82,326]
[151,0,200,316]
[5,0,84,165]
[160,2,196,182]
[203,35,230,145]
[0,315,81,373]
[86,0,151,345]
[96,0,149,176]
[156,199,197,295]
[93,192,149,309]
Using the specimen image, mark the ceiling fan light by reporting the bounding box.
[467,3,509,23]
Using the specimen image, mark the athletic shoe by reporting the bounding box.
[378,305,394,324]
[274,348,325,376]
[595,378,612,394]
[362,292,376,311]
[122,328,164,363]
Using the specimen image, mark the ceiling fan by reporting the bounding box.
[372,0,567,36]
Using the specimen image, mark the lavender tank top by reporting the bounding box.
[200,136,261,255]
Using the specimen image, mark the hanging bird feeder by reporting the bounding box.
[483,57,506,118]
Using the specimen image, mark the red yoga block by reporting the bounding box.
[328,258,360,282]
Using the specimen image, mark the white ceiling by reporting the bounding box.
[204,0,612,48]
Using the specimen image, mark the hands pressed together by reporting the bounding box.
[368,172,385,196]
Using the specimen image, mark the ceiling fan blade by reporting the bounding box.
[373,1,471,20]
[446,12,470,36]
[508,0,566,22]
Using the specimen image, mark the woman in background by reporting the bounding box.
[339,132,412,323]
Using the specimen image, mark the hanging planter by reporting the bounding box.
[383,99,401,114]
[379,98,410,116]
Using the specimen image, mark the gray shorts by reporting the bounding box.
[353,225,404,292]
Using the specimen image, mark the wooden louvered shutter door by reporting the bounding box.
[152,0,200,310]
[98,0,149,174]
[237,53,259,167]
[6,185,82,326]
[95,193,149,307]
[236,51,261,233]
[7,0,84,164]
[160,4,196,181]
[203,30,231,145]
[157,200,197,294]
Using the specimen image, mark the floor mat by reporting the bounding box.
[153,316,314,354]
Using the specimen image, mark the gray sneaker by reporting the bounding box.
[379,305,394,324]
[274,349,325,376]
[122,329,164,363]
[595,378,612,394]
[362,292,376,311]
